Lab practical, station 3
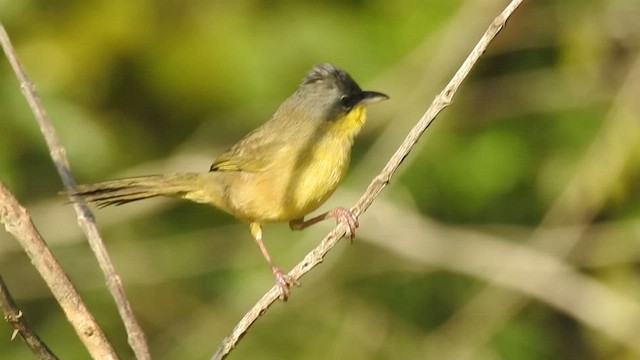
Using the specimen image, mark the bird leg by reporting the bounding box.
[289,207,359,241]
[250,222,298,300]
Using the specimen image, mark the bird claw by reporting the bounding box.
[329,207,359,242]
[272,267,299,301]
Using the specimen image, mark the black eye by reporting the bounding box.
[340,95,352,111]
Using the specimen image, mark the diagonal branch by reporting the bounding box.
[211,0,525,359]
[0,183,117,359]
[420,47,640,359]
[0,274,59,360]
[0,22,150,360]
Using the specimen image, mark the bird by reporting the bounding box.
[66,63,388,300]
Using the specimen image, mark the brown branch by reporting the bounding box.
[0,23,151,360]
[0,274,59,360]
[419,47,640,359]
[0,183,118,359]
[211,0,525,359]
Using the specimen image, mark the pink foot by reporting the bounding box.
[328,207,359,241]
[272,267,299,301]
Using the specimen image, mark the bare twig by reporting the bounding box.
[0,183,118,359]
[420,49,640,359]
[211,1,525,359]
[0,23,151,360]
[0,274,59,360]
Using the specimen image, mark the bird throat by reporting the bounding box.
[329,105,367,141]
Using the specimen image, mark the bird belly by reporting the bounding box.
[224,139,350,223]
[285,151,347,219]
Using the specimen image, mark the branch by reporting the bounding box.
[0,23,151,360]
[0,183,118,359]
[211,0,525,359]
[420,46,640,359]
[0,274,59,360]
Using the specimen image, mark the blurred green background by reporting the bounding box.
[1,0,640,359]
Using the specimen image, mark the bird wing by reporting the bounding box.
[209,137,287,173]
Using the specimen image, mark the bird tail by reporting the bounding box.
[65,173,210,208]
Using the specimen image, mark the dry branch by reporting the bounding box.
[419,47,640,358]
[0,183,118,360]
[0,22,151,360]
[0,275,59,360]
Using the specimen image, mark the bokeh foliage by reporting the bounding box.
[1,0,639,359]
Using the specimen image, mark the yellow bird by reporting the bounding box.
[67,63,388,299]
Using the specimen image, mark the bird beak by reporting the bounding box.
[358,91,389,105]
[342,91,389,109]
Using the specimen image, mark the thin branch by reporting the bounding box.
[211,1,525,359]
[0,183,118,360]
[420,47,640,359]
[0,274,59,360]
[0,23,151,360]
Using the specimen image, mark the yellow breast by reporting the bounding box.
[284,105,367,218]
[224,106,367,223]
